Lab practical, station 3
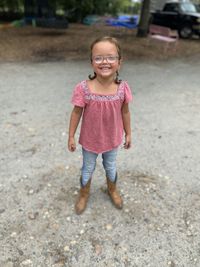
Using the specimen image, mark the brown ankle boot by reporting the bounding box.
[106,175,123,209]
[75,177,91,215]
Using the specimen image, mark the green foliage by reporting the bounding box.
[0,0,24,11]
[0,0,135,20]
[132,2,142,14]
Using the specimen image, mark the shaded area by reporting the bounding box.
[0,23,200,62]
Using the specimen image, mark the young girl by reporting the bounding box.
[68,36,132,215]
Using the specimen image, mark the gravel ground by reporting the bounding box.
[0,58,200,267]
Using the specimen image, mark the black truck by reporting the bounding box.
[150,1,200,38]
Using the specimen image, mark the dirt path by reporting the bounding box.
[0,24,200,62]
[0,58,200,266]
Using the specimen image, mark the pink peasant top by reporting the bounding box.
[71,80,132,154]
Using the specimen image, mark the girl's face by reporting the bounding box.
[91,41,121,80]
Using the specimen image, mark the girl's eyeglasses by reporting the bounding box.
[92,55,119,64]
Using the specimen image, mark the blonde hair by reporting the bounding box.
[89,36,122,84]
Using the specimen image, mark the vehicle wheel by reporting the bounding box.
[179,25,193,39]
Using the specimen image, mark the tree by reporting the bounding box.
[137,0,151,37]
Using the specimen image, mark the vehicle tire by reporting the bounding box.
[178,25,193,39]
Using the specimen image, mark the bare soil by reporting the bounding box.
[0,23,200,62]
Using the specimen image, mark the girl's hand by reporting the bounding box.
[124,134,131,149]
[68,136,76,152]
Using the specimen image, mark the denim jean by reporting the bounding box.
[81,147,118,186]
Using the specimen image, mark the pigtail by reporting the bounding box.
[88,72,97,80]
[115,71,122,84]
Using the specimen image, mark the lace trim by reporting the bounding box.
[81,80,125,102]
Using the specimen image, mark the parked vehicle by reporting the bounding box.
[150,1,200,38]
[106,15,139,29]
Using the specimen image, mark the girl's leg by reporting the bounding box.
[102,148,123,209]
[102,148,118,182]
[75,148,98,215]
[81,148,98,186]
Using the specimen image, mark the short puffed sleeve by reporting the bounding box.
[123,81,133,103]
[71,83,86,107]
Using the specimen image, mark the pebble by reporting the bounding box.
[167,260,175,267]
[106,224,113,230]
[66,216,71,222]
[43,211,50,219]
[28,212,38,220]
[186,230,193,236]
[28,128,35,133]
[51,223,59,230]
[95,244,102,255]
[186,220,190,226]
[70,240,77,245]
[80,229,85,235]
[64,245,70,252]
[125,209,130,213]
[20,259,33,266]
[28,189,34,195]
[10,232,17,237]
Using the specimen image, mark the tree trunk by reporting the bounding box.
[137,0,151,37]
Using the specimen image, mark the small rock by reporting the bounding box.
[186,230,193,236]
[28,189,34,195]
[10,232,17,237]
[28,128,35,133]
[28,212,39,220]
[95,244,102,255]
[70,240,77,245]
[51,223,60,230]
[43,211,50,218]
[106,224,113,230]
[20,259,33,266]
[64,245,70,252]
[167,260,175,267]
[80,229,85,235]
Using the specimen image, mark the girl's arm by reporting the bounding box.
[121,103,131,149]
[68,106,83,152]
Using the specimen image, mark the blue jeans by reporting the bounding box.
[81,147,118,186]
